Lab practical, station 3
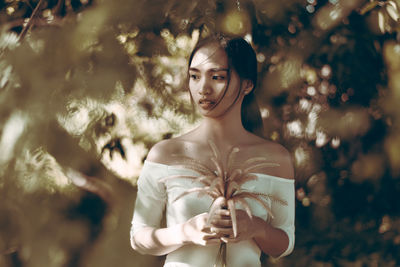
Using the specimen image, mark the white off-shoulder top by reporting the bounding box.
[131,160,295,267]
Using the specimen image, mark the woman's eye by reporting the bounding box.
[190,74,199,80]
[212,75,225,80]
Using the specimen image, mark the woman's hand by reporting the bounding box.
[210,209,264,243]
[181,213,222,246]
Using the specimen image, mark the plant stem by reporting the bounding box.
[18,0,44,41]
[214,242,227,267]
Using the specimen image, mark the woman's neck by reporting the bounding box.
[197,106,249,148]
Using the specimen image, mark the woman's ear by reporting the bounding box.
[242,80,254,95]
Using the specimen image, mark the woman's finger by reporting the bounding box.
[210,218,232,227]
[211,227,233,236]
[213,208,230,217]
[220,236,240,243]
[202,233,220,240]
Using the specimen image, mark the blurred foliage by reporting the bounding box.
[1,0,400,266]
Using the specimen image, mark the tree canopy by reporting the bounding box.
[0,0,400,266]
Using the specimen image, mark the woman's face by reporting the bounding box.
[188,42,242,117]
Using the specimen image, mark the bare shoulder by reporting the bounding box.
[249,139,294,180]
[146,138,181,164]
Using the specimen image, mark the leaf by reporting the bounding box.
[378,10,386,34]
[359,1,380,15]
[159,174,214,186]
[158,174,199,183]
[206,196,226,226]
[227,147,239,173]
[226,181,240,198]
[172,186,211,202]
[255,192,288,206]
[171,164,214,176]
[171,154,208,168]
[241,157,269,167]
[233,198,253,219]
[170,155,215,176]
[386,2,400,22]
[193,175,215,186]
[209,176,224,196]
[243,162,280,173]
[227,199,237,238]
[226,168,242,182]
[232,192,275,219]
[231,173,258,187]
[211,156,224,178]
[208,140,220,160]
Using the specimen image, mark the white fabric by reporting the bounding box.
[131,160,295,267]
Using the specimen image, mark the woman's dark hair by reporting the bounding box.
[188,35,263,136]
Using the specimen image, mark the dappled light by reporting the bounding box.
[0,0,400,266]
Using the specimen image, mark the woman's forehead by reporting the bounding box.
[190,43,228,70]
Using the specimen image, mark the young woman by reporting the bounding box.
[130,36,295,267]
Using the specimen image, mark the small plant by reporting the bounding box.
[159,141,287,267]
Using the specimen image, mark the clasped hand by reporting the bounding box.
[181,206,260,246]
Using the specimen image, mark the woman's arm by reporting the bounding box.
[131,213,221,256]
[251,215,291,257]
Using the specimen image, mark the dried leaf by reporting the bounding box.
[241,157,269,167]
[171,164,214,176]
[226,169,242,182]
[234,198,253,219]
[206,196,226,226]
[173,186,211,202]
[208,140,220,160]
[378,10,386,34]
[158,174,199,183]
[233,191,275,219]
[227,147,239,173]
[243,162,280,173]
[240,190,288,206]
[226,181,240,198]
[386,2,400,22]
[193,175,215,186]
[170,156,215,175]
[227,199,237,237]
[211,156,224,178]
[231,173,258,187]
[359,1,380,15]
[209,177,224,196]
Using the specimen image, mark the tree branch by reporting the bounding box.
[18,0,45,41]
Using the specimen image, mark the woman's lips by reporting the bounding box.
[199,99,215,109]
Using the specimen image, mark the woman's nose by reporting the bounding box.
[198,77,211,95]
